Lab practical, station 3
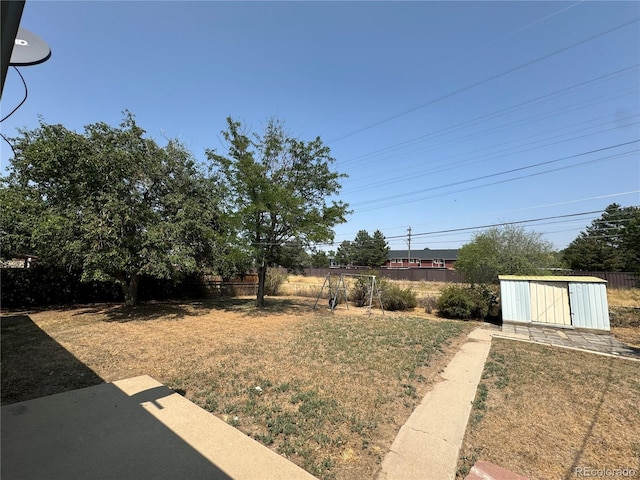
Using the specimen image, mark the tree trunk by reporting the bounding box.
[256,264,267,307]
[119,273,140,306]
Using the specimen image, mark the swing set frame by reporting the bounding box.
[313,273,384,315]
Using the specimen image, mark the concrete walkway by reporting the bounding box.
[378,328,494,480]
[1,375,316,480]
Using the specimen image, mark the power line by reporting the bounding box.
[479,192,640,219]
[357,149,637,213]
[345,111,639,194]
[328,202,640,245]
[352,140,639,209]
[338,64,639,168]
[463,1,585,54]
[312,208,638,250]
[328,18,640,144]
[384,210,608,240]
[341,88,639,194]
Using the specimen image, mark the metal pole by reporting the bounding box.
[1,0,25,99]
[407,226,412,267]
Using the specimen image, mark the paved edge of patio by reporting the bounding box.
[496,326,640,362]
[377,327,494,480]
[1,375,317,480]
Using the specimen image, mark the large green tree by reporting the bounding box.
[455,224,558,284]
[351,229,389,267]
[562,204,640,273]
[206,117,349,307]
[334,240,353,267]
[1,113,229,305]
[332,230,389,267]
[309,249,331,268]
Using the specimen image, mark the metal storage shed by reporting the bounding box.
[498,275,610,331]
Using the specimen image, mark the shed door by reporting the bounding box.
[529,281,571,326]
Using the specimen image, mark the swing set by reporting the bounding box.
[313,273,384,315]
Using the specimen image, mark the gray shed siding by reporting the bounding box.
[499,276,610,331]
[500,279,531,323]
[569,282,610,330]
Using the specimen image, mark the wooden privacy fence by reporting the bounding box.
[200,274,258,297]
[299,268,467,284]
[565,271,639,289]
[293,268,638,289]
[201,281,258,297]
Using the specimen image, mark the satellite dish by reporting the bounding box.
[10,27,50,66]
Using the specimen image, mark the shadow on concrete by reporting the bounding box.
[1,378,233,480]
[1,315,104,405]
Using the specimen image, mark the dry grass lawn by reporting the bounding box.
[3,275,639,479]
[457,338,640,479]
[1,296,473,480]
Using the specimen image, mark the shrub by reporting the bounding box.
[419,294,439,314]
[436,285,493,320]
[348,273,387,307]
[265,268,288,296]
[0,265,122,308]
[350,276,371,307]
[381,284,417,311]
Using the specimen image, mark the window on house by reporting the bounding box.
[432,259,445,268]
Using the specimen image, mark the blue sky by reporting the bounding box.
[2,1,639,252]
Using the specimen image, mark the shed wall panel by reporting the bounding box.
[569,282,610,331]
[500,280,531,323]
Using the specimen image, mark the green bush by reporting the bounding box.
[381,284,417,311]
[436,285,493,320]
[265,268,288,296]
[350,276,372,307]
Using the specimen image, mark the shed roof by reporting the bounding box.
[498,275,606,283]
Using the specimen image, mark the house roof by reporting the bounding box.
[387,249,459,261]
[498,275,606,283]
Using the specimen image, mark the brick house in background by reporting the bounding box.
[384,249,459,269]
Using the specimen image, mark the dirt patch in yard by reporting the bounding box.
[2,296,474,480]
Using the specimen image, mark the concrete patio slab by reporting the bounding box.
[497,324,640,360]
[1,375,317,480]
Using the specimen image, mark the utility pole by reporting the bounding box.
[407,227,412,267]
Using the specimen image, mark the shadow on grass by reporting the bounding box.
[204,296,315,316]
[81,296,318,323]
[1,315,104,405]
[100,303,198,323]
